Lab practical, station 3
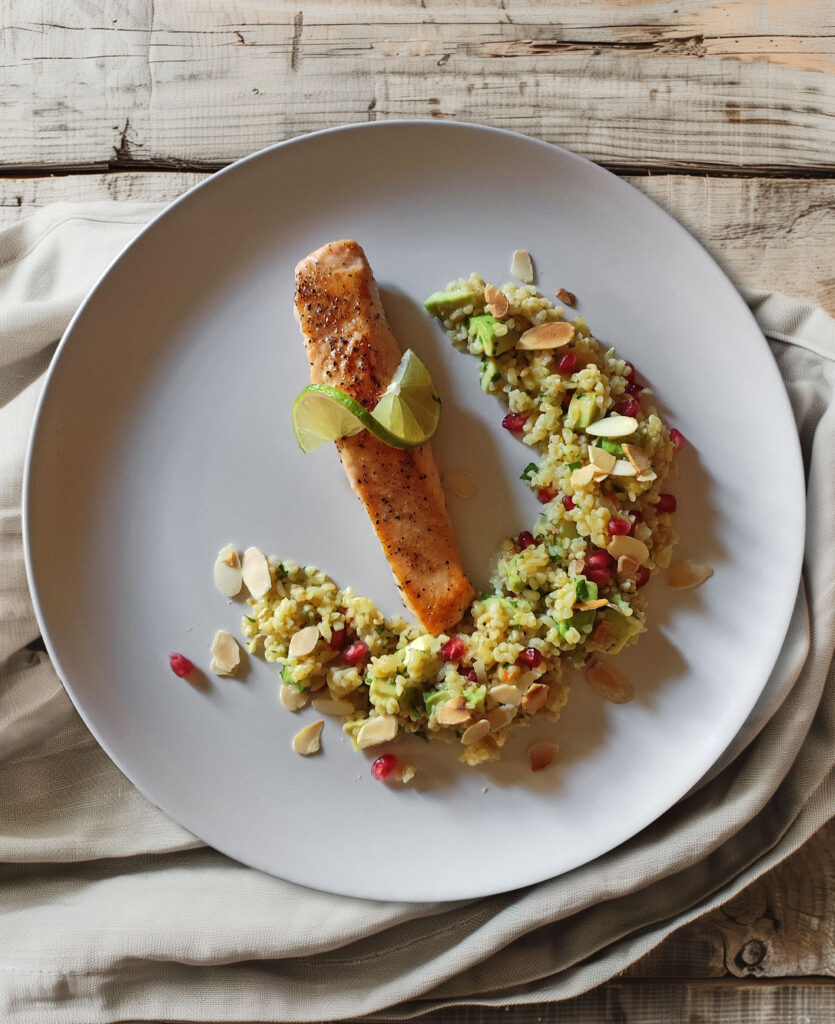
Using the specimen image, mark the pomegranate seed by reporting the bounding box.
[502,412,526,434]
[463,666,478,682]
[329,627,346,651]
[607,516,631,536]
[626,381,643,395]
[585,567,613,588]
[516,646,545,669]
[655,493,677,514]
[616,397,640,418]
[562,494,575,511]
[537,486,557,505]
[440,636,466,662]
[556,351,576,375]
[371,754,398,781]
[342,641,369,667]
[585,549,613,570]
[517,530,535,550]
[169,652,194,678]
[635,566,651,589]
[623,361,636,380]
[670,428,687,452]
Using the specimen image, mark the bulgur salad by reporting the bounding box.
[220,267,698,772]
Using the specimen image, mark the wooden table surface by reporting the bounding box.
[2,2,834,1021]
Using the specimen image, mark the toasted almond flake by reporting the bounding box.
[574,598,608,611]
[214,545,243,597]
[585,658,634,704]
[586,415,638,439]
[292,720,323,756]
[591,621,613,645]
[570,464,596,488]
[484,283,509,319]
[210,630,241,676]
[611,459,637,477]
[356,715,398,748]
[528,741,559,772]
[522,682,549,715]
[556,288,576,306]
[488,683,523,706]
[588,446,616,474]
[242,546,271,598]
[437,695,472,726]
[617,554,640,576]
[280,683,310,712]
[442,468,479,499]
[517,321,575,350]
[312,696,355,716]
[288,625,320,659]
[486,705,517,730]
[511,249,534,283]
[637,470,657,483]
[608,534,650,565]
[667,559,714,589]
[461,719,491,746]
[622,442,651,473]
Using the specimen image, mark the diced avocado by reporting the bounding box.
[557,519,578,540]
[369,676,399,707]
[591,608,644,654]
[424,688,453,714]
[424,288,481,318]
[574,578,598,603]
[462,684,486,710]
[468,314,519,357]
[281,665,306,691]
[564,393,599,430]
[557,579,600,639]
[595,438,624,457]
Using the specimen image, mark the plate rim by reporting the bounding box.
[22,120,807,900]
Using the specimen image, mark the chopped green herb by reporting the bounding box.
[520,462,538,482]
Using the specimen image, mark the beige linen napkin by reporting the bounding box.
[1,204,833,1023]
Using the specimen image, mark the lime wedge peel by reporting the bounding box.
[292,350,442,453]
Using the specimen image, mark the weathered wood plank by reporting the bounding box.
[1,0,833,173]
[2,170,832,316]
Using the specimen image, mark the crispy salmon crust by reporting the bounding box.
[294,240,474,635]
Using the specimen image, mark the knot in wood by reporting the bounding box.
[735,938,767,971]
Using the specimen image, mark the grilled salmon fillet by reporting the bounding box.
[293,240,474,635]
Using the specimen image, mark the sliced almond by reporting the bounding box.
[511,249,534,283]
[588,446,616,474]
[488,683,523,706]
[437,695,472,726]
[586,415,638,439]
[292,720,323,756]
[517,321,575,350]
[288,625,320,659]
[486,705,517,730]
[442,469,479,499]
[611,459,637,477]
[521,682,549,715]
[528,740,559,772]
[280,683,309,712]
[210,630,241,676]
[214,544,243,597]
[637,470,657,483]
[617,555,640,576]
[461,719,491,746]
[621,443,651,473]
[484,283,509,319]
[556,288,576,306]
[667,559,714,589]
[312,696,355,716]
[608,534,650,565]
[242,546,271,598]
[574,598,608,612]
[356,715,398,748]
[591,620,613,645]
[570,463,596,488]
[585,658,634,704]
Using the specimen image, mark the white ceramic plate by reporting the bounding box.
[24,122,804,901]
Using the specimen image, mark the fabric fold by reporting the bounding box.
[0,203,832,1023]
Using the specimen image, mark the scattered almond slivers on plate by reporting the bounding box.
[210,630,240,676]
[242,546,271,598]
[292,720,324,756]
[214,544,243,597]
[442,468,479,499]
[511,249,534,283]
[585,658,634,704]
[667,559,714,589]
[484,283,509,319]
[528,741,559,772]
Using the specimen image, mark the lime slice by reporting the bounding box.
[291,350,442,452]
[370,349,442,446]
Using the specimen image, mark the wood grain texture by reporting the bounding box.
[1,0,833,173]
[2,170,832,315]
